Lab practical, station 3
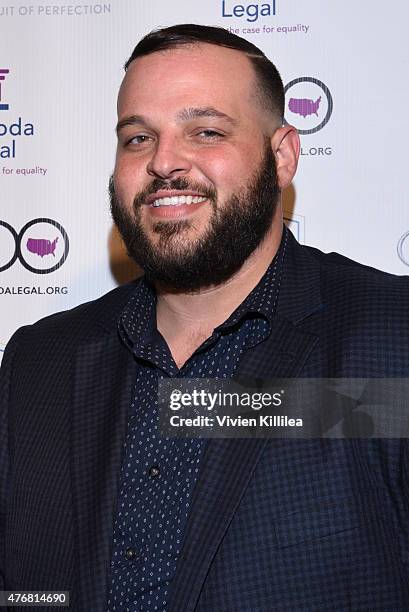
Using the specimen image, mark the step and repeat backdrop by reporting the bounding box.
[1,0,409,358]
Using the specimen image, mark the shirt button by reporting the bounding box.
[125,547,137,560]
[149,465,160,478]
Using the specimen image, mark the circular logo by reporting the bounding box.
[397,230,409,267]
[284,77,333,135]
[0,220,19,273]
[0,218,69,274]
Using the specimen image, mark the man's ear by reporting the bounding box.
[270,125,300,190]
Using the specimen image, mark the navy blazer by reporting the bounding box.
[1,231,409,611]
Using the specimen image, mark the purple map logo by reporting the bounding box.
[284,77,333,135]
[0,218,69,274]
[27,237,59,258]
[0,69,10,110]
[288,96,321,118]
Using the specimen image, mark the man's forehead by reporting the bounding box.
[118,43,276,133]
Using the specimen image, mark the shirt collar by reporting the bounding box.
[216,224,288,330]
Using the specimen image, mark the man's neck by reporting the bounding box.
[155,213,284,353]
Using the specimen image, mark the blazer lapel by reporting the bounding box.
[168,323,320,612]
[169,231,325,612]
[71,330,136,611]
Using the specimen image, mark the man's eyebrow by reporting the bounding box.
[176,106,239,126]
[116,107,239,136]
[116,115,146,136]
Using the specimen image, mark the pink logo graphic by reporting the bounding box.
[26,237,59,258]
[0,69,10,110]
[288,96,321,118]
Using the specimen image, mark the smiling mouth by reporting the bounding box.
[151,195,208,208]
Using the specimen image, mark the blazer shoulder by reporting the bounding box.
[291,243,409,375]
[301,244,409,350]
[305,244,409,301]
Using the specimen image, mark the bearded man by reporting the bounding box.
[1,24,409,612]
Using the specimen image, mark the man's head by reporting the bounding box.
[110,24,299,290]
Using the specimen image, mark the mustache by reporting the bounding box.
[108,175,217,210]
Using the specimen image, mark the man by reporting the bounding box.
[1,24,409,612]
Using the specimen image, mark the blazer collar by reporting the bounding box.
[275,227,323,323]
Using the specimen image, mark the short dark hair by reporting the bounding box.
[124,24,284,122]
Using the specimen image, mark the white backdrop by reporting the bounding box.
[1,0,409,358]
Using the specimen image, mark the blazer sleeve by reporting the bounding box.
[0,328,24,590]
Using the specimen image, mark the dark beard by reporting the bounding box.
[109,144,279,291]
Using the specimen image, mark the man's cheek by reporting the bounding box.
[201,155,247,189]
[113,172,137,206]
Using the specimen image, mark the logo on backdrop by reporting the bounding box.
[284,77,333,135]
[397,230,409,267]
[284,213,305,244]
[0,68,36,159]
[0,4,111,16]
[0,218,69,273]
[0,69,10,110]
[221,0,276,22]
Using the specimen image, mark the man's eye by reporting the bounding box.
[127,135,151,145]
[197,130,224,139]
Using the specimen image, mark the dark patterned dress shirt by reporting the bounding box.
[107,227,288,611]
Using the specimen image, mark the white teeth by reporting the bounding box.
[151,195,207,207]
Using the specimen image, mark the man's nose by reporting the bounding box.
[146,137,192,179]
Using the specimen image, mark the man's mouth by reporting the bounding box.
[145,190,209,208]
[151,195,207,208]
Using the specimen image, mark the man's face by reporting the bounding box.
[112,43,280,290]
